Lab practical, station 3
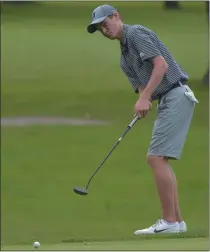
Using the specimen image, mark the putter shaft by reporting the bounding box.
[85,116,139,190]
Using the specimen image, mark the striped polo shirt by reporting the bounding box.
[120,24,189,101]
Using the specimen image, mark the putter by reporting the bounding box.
[73,115,140,196]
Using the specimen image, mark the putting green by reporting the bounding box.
[2,238,209,251]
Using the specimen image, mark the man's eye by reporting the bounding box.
[101,21,106,27]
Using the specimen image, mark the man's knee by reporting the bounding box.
[147,155,168,168]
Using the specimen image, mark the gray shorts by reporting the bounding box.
[147,85,196,160]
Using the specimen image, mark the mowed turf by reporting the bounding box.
[1,123,208,245]
[2,238,209,251]
[1,1,209,250]
[1,1,208,119]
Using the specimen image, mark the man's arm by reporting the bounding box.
[137,85,145,93]
[131,30,168,100]
[142,56,168,100]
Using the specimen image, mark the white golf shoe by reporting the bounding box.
[179,221,187,232]
[134,219,180,235]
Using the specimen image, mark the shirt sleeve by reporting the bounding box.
[130,28,161,62]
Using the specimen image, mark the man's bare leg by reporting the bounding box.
[168,165,183,222]
[147,155,176,223]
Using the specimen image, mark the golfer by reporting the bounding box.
[87,4,198,235]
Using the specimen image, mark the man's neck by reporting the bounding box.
[119,23,128,45]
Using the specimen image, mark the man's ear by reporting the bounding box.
[113,11,120,19]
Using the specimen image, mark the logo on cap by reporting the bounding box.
[92,12,95,19]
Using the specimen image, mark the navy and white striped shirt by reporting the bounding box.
[120,24,189,101]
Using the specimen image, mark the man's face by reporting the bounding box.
[97,13,121,40]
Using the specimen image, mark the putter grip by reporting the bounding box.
[129,115,139,128]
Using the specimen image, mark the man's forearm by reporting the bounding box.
[137,85,145,93]
[141,57,168,100]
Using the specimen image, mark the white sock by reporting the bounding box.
[162,219,176,225]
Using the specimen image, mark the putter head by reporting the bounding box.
[73,186,88,196]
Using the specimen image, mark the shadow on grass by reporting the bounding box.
[62,228,208,243]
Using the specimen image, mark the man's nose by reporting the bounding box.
[102,27,107,33]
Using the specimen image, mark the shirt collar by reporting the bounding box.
[120,24,129,46]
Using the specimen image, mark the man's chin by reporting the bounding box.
[107,36,116,40]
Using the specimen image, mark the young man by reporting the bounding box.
[87,4,198,235]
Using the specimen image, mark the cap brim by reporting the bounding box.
[87,16,107,34]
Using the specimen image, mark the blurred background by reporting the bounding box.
[1,1,209,250]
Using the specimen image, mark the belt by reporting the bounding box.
[158,81,187,103]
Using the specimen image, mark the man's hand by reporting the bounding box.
[134,95,152,118]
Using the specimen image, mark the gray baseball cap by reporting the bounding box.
[87,4,117,34]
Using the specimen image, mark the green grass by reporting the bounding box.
[1,2,208,119]
[2,238,209,251]
[1,1,209,250]
[1,123,208,245]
